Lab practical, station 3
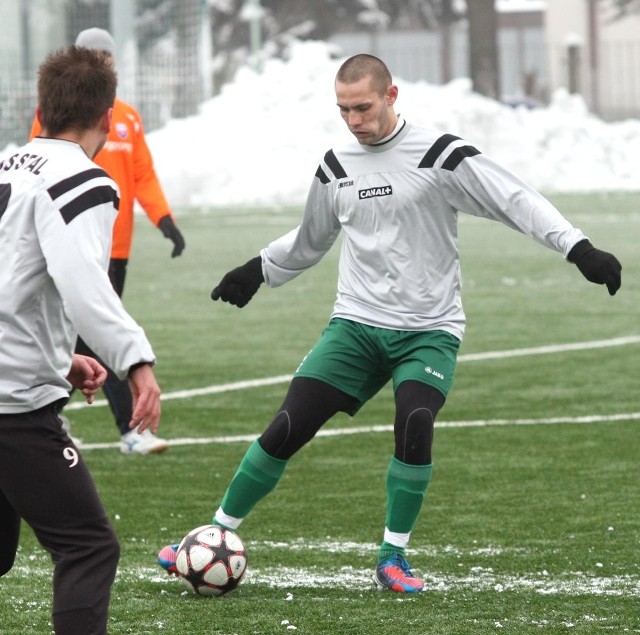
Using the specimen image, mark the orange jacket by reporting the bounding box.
[30,97,172,259]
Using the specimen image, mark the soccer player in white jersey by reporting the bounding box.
[158,54,621,593]
[0,47,162,633]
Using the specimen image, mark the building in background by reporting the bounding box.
[546,0,640,120]
[330,0,548,107]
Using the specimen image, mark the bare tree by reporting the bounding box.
[206,0,465,94]
[466,0,500,99]
[436,0,462,83]
[610,0,640,15]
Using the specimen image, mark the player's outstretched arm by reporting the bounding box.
[567,239,622,296]
[67,354,108,404]
[127,363,162,433]
[211,256,264,308]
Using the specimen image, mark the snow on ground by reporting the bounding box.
[146,39,640,210]
[4,39,638,208]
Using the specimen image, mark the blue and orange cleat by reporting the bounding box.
[374,553,424,593]
[157,543,179,575]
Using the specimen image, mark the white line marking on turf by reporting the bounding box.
[64,374,293,410]
[239,567,640,596]
[146,537,640,596]
[65,334,640,451]
[455,334,640,361]
[78,412,640,451]
[66,334,640,412]
[16,549,640,597]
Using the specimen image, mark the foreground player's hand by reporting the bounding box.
[568,239,622,296]
[211,256,264,307]
[67,354,107,404]
[158,215,186,258]
[127,363,162,433]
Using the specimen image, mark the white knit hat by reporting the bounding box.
[75,28,115,56]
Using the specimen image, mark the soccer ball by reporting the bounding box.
[175,524,248,596]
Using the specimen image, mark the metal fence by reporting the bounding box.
[0,78,36,149]
[331,25,549,106]
[0,0,206,149]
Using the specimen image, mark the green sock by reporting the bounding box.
[219,440,287,519]
[378,541,405,563]
[378,458,433,563]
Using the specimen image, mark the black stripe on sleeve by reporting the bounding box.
[323,150,347,179]
[315,165,330,184]
[59,186,120,225]
[0,183,11,222]
[441,145,481,171]
[47,168,109,201]
[418,133,461,168]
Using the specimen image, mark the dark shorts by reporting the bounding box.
[294,318,460,412]
[0,401,117,582]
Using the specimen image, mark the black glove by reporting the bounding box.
[211,256,264,308]
[158,215,186,258]
[567,239,621,296]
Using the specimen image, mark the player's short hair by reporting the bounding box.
[37,46,117,136]
[336,54,393,95]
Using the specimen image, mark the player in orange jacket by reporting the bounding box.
[30,28,185,455]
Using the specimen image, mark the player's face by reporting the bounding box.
[99,51,115,67]
[93,107,113,158]
[336,76,398,145]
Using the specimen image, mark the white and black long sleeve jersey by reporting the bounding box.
[261,119,585,339]
[0,138,155,413]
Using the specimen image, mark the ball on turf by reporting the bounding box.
[175,524,247,596]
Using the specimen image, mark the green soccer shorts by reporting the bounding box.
[294,318,461,414]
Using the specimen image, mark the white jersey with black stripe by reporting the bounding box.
[0,138,155,413]
[262,119,585,338]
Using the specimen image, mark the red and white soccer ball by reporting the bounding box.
[175,524,248,596]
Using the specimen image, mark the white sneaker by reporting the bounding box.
[120,428,169,455]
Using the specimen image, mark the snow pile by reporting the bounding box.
[148,40,640,208]
[4,39,638,209]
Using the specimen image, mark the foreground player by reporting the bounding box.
[158,54,621,593]
[31,28,182,455]
[0,47,161,633]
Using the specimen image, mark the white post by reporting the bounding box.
[200,0,213,100]
[250,0,261,72]
[110,0,137,104]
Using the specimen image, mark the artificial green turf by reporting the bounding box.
[1,193,638,634]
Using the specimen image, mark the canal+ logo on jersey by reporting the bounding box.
[358,184,393,199]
